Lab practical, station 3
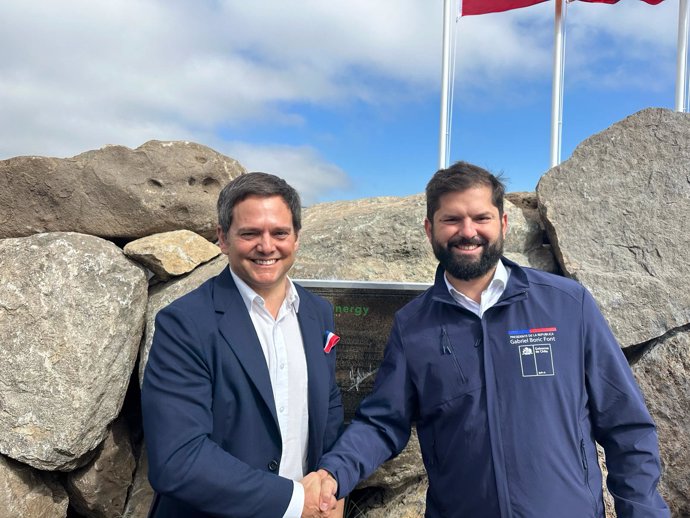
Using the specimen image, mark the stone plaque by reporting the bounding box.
[296,280,430,420]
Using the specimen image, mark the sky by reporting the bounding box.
[0,0,683,205]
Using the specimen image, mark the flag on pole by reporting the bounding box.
[461,0,548,16]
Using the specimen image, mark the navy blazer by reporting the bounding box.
[141,267,343,518]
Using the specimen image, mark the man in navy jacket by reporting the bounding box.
[316,162,669,518]
[142,173,343,518]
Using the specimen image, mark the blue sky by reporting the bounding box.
[0,0,682,204]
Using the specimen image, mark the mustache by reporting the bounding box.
[447,235,488,247]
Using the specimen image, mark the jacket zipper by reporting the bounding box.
[580,439,588,484]
[441,326,466,383]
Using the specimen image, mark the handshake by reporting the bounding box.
[300,469,341,518]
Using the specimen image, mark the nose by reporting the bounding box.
[256,232,276,254]
[456,218,477,239]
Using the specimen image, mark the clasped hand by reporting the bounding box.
[301,469,339,518]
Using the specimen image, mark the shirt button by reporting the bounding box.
[279,406,285,413]
[280,363,285,369]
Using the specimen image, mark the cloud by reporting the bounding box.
[223,142,353,206]
[0,0,678,168]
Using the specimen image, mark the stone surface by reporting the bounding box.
[139,255,227,383]
[294,193,551,283]
[350,477,428,518]
[0,140,244,240]
[295,194,436,282]
[66,418,136,518]
[503,198,558,273]
[122,444,155,518]
[0,455,69,518]
[357,429,425,491]
[0,232,148,471]
[124,229,221,281]
[633,330,690,517]
[537,108,690,347]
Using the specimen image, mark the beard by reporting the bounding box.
[431,232,504,281]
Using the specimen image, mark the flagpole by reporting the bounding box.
[439,0,452,170]
[676,0,690,112]
[550,0,566,168]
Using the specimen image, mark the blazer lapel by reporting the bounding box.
[297,294,329,470]
[213,268,279,430]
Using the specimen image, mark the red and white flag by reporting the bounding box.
[461,0,664,16]
[461,0,548,16]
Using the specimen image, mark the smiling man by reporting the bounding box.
[315,161,669,518]
[142,172,343,518]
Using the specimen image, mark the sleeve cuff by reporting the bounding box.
[282,480,304,518]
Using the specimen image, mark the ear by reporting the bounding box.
[501,212,508,239]
[424,217,433,243]
[217,225,229,255]
[294,230,300,251]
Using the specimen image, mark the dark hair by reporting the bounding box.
[425,161,506,221]
[217,172,302,234]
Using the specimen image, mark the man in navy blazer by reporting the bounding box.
[142,172,344,518]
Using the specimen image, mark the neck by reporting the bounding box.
[256,281,288,319]
[446,264,498,304]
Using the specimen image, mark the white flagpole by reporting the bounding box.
[675,0,690,112]
[550,0,567,168]
[439,0,452,170]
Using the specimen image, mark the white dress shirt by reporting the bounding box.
[444,259,511,318]
[230,269,309,518]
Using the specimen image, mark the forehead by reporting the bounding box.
[231,195,293,226]
[434,186,497,217]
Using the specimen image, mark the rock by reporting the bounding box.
[357,429,425,490]
[124,230,221,281]
[138,255,227,383]
[0,233,148,471]
[295,194,436,283]
[503,198,558,273]
[294,193,551,283]
[66,418,136,518]
[633,330,690,517]
[0,140,245,240]
[350,477,428,518]
[537,108,690,347]
[0,455,69,518]
[122,444,155,518]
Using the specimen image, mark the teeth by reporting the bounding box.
[254,259,277,265]
[456,244,479,250]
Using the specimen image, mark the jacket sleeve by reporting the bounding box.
[582,289,670,518]
[318,315,416,497]
[141,304,293,518]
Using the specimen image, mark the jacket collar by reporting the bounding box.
[431,257,529,307]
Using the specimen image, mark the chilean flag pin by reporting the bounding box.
[324,331,340,353]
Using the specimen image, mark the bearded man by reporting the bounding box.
[312,161,669,518]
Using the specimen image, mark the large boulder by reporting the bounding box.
[294,193,551,283]
[633,330,690,517]
[0,233,148,470]
[0,140,245,240]
[66,417,136,518]
[0,456,69,518]
[537,108,690,347]
[122,445,155,518]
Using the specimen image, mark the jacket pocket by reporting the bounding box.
[441,326,467,384]
[580,438,599,512]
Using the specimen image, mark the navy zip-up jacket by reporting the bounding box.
[320,258,669,518]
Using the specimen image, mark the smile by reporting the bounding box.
[454,244,481,251]
[252,259,278,265]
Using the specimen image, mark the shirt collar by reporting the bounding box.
[444,258,509,301]
[229,267,300,314]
